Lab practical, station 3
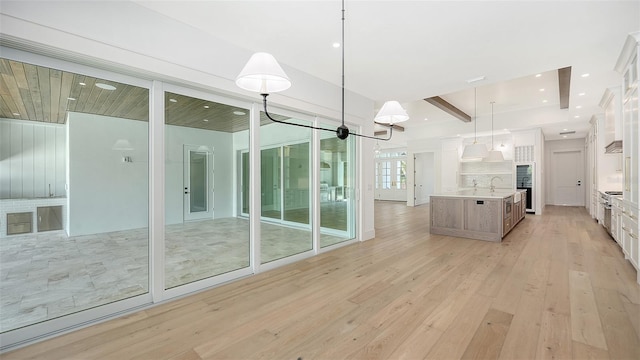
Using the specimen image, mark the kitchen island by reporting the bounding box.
[430,189,526,242]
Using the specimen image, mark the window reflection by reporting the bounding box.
[259,113,313,263]
[0,58,149,332]
[319,129,356,247]
[164,92,250,289]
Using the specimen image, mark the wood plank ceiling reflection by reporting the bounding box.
[0,58,149,123]
[0,58,299,133]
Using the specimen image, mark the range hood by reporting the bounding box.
[605,140,623,154]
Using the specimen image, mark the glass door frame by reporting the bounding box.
[0,46,155,349]
[160,83,255,299]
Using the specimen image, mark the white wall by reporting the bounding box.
[67,113,148,236]
[165,125,235,225]
[0,119,66,199]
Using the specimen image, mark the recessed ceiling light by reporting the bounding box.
[95,83,116,90]
[466,75,486,84]
[574,115,580,118]
[169,98,177,103]
[579,92,585,96]
[581,73,590,77]
[424,117,428,121]
[576,105,582,109]
[563,128,568,131]
[456,134,460,137]
[67,97,76,101]
[203,119,209,122]
[332,42,340,48]
[539,88,545,92]
[563,135,567,138]
[542,100,548,103]
[535,74,542,78]
[96,83,116,91]
[233,110,246,116]
[79,82,86,86]
[503,128,508,131]
[204,105,209,109]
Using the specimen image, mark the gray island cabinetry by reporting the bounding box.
[430,189,526,242]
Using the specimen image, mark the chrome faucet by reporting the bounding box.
[490,176,502,192]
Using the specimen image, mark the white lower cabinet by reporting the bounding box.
[620,202,639,283]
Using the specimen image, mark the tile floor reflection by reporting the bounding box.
[0,218,350,333]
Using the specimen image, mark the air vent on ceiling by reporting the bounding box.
[559,130,576,135]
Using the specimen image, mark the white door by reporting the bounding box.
[553,150,584,206]
[414,152,435,206]
[375,159,407,201]
[184,145,214,221]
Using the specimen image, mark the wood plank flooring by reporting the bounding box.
[4,202,639,359]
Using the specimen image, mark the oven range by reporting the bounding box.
[600,190,622,236]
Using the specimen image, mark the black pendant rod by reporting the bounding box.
[341,0,345,128]
[261,94,393,141]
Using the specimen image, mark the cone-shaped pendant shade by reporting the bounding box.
[374,101,409,124]
[236,52,291,93]
[462,143,489,159]
[485,149,505,162]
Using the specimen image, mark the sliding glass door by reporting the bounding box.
[259,112,313,263]
[164,90,251,289]
[0,58,150,334]
[319,124,356,247]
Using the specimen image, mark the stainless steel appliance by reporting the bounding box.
[599,191,622,237]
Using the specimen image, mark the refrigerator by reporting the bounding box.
[516,163,535,213]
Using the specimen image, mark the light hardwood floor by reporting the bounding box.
[4,202,639,359]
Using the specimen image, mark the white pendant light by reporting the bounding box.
[235,1,407,141]
[235,52,291,93]
[462,88,488,160]
[484,101,504,162]
[375,101,409,124]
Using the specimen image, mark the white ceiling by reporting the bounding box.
[136,0,639,144]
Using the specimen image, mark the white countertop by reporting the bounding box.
[432,189,525,200]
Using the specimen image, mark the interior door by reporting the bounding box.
[553,150,584,206]
[375,159,407,201]
[414,152,435,206]
[183,145,214,221]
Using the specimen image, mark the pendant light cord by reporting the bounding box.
[260,0,393,141]
[474,87,477,143]
[490,101,495,149]
[341,0,345,127]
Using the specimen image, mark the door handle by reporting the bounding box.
[185,191,190,194]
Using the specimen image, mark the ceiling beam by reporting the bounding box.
[558,66,571,109]
[374,122,405,132]
[424,96,471,123]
